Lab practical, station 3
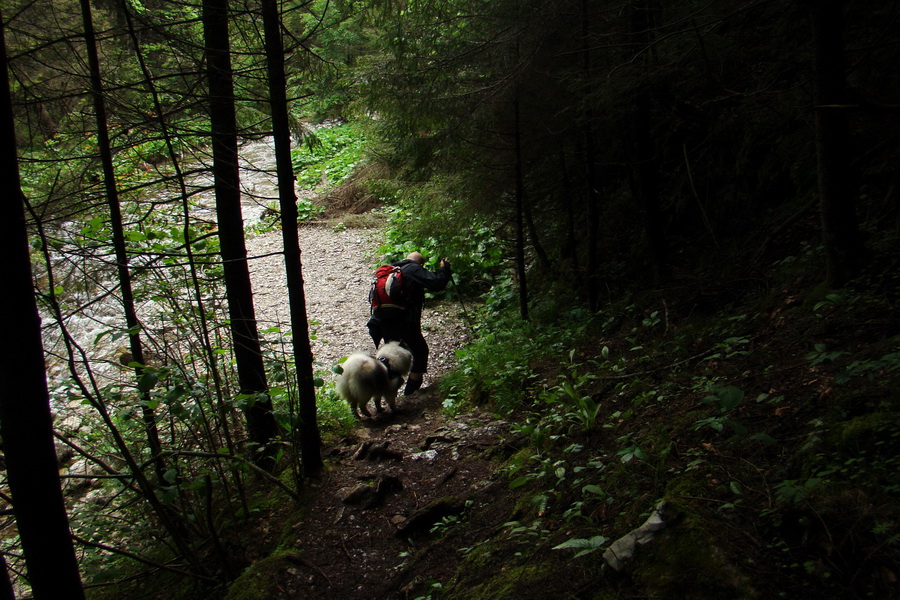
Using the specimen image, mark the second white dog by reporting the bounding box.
[336,341,413,418]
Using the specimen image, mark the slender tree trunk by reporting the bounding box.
[581,0,601,310]
[0,15,85,599]
[513,92,529,321]
[34,217,207,576]
[0,557,14,600]
[632,99,667,280]
[810,0,865,287]
[559,147,579,272]
[260,0,323,476]
[630,0,668,281]
[523,192,551,271]
[202,0,278,460]
[120,3,247,513]
[80,0,166,483]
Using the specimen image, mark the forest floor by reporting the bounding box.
[224,222,504,599]
[196,203,900,600]
[214,215,900,600]
[226,387,520,600]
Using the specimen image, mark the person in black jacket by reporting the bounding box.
[367,251,451,395]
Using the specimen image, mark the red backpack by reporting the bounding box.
[369,264,407,311]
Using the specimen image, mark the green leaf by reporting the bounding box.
[582,484,604,496]
[750,432,777,445]
[726,419,748,437]
[552,535,608,558]
[716,386,745,411]
[138,371,159,394]
[508,476,529,490]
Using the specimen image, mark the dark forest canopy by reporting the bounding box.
[6,0,899,296]
[1,0,899,598]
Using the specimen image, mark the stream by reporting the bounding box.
[43,137,377,418]
[43,137,465,428]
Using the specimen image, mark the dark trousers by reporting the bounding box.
[368,307,429,373]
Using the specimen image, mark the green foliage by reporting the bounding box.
[375,187,506,298]
[222,550,306,600]
[441,307,589,413]
[552,534,608,558]
[283,0,373,120]
[291,121,370,189]
[691,385,747,438]
[541,354,606,430]
[807,343,849,367]
[837,350,900,385]
[441,330,535,414]
[314,385,358,439]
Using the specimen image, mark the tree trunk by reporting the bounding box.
[581,0,602,310]
[0,15,85,599]
[632,99,668,280]
[202,0,278,460]
[0,557,15,600]
[630,0,668,281]
[80,0,166,483]
[261,0,323,477]
[810,0,865,287]
[513,92,529,321]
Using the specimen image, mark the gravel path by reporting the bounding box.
[246,225,469,387]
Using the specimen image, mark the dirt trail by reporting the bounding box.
[246,225,468,384]
[257,392,513,600]
[236,225,504,599]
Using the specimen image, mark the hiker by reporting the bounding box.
[367,251,452,395]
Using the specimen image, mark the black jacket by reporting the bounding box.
[393,258,451,316]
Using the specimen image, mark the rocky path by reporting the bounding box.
[233,140,506,598]
[258,394,514,600]
[246,224,469,386]
[234,225,515,600]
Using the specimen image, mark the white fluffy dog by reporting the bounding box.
[336,341,413,418]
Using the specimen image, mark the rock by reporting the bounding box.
[421,434,457,450]
[395,497,467,538]
[602,501,672,571]
[373,475,404,498]
[340,475,403,509]
[353,440,403,462]
[340,484,372,506]
[410,450,438,461]
[437,467,458,485]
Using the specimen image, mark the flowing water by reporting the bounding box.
[41,137,315,414]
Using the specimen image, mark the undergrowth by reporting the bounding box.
[427,243,900,600]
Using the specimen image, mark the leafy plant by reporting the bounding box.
[615,433,648,463]
[837,350,900,384]
[543,355,605,430]
[691,384,749,438]
[291,121,370,189]
[807,343,849,366]
[774,476,826,505]
[552,535,608,558]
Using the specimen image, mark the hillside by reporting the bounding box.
[200,223,900,600]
